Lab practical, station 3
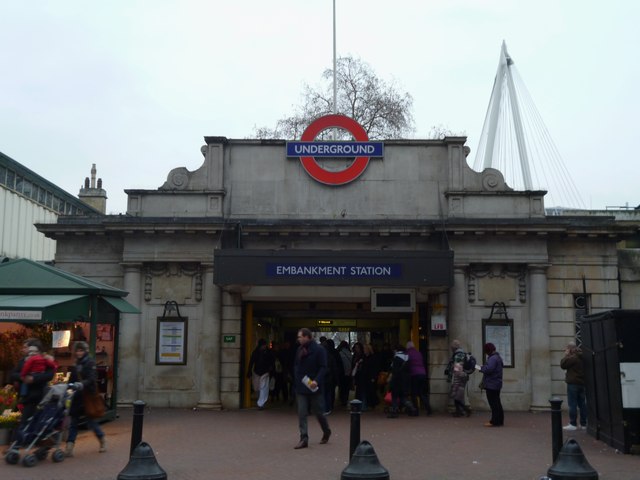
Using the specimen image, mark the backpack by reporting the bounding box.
[462,352,477,374]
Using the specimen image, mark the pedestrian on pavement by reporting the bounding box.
[19,343,57,397]
[351,342,366,409]
[10,338,55,429]
[66,341,107,457]
[337,340,352,406]
[293,328,331,449]
[386,345,417,418]
[246,338,275,410]
[406,341,432,415]
[479,342,504,427]
[445,339,471,417]
[322,339,341,414]
[362,343,380,411]
[560,341,587,431]
[450,360,468,417]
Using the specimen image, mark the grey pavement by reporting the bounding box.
[2,403,639,480]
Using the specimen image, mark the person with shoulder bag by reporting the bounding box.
[65,341,107,457]
[479,342,504,427]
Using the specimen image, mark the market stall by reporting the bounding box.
[0,258,140,419]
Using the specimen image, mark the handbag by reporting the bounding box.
[83,390,106,418]
[479,379,485,391]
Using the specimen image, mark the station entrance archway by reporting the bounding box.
[241,300,428,408]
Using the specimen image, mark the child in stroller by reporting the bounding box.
[4,383,73,468]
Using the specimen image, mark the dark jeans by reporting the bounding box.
[68,415,104,443]
[19,403,38,429]
[296,393,330,441]
[410,374,432,413]
[323,381,336,412]
[567,383,587,426]
[338,375,351,406]
[485,388,504,426]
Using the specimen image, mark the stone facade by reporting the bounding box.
[37,135,640,411]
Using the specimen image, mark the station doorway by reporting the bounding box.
[241,300,429,408]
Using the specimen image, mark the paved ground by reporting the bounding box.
[2,403,639,480]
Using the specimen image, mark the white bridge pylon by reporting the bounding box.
[473,41,586,209]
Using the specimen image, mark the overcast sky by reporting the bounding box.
[1,1,638,214]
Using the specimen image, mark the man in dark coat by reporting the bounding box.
[10,338,55,428]
[293,328,331,449]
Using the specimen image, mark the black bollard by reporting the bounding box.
[117,441,167,480]
[130,400,146,456]
[349,399,363,459]
[550,397,563,463]
[341,441,389,480]
[546,438,599,480]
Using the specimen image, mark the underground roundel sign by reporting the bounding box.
[286,114,384,185]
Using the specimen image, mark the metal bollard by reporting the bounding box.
[117,442,167,480]
[341,441,389,480]
[546,438,599,480]
[130,400,146,457]
[349,399,363,459]
[550,397,563,463]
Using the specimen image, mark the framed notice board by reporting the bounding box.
[482,319,514,367]
[156,316,188,365]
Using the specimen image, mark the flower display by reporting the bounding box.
[0,385,18,411]
[0,410,21,429]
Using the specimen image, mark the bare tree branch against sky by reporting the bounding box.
[1,1,638,213]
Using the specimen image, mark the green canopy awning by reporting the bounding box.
[0,259,140,324]
[0,294,90,323]
[101,296,141,314]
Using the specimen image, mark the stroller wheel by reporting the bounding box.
[52,449,65,463]
[35,447,49,460]
[5,449,20,465]
[22,454,38,468]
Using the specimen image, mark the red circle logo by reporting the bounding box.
[299,115,371,185]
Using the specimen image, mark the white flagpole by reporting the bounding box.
[333,0,337,116]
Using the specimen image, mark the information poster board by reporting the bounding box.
[156,317,188,365]
[483,320,514,367]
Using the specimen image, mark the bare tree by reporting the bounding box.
[253,56,414,140]
[425,124,466,139]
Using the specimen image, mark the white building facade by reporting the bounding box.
[0,152,100,262]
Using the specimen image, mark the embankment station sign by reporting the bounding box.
[286,114,384,185]
[213,250,453,287]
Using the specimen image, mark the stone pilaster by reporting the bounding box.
[118,263,142,406]
[197,264,222,409]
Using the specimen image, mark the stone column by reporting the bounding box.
[197,264,222,409]
[448,265,469,345]
[529,264,551,411]
[447,265,470,409]
[118,263,143,406]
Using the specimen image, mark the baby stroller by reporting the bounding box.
[4,383,73,467]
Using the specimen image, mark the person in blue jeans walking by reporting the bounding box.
[65,341,107,457]
[560,341,587,431]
